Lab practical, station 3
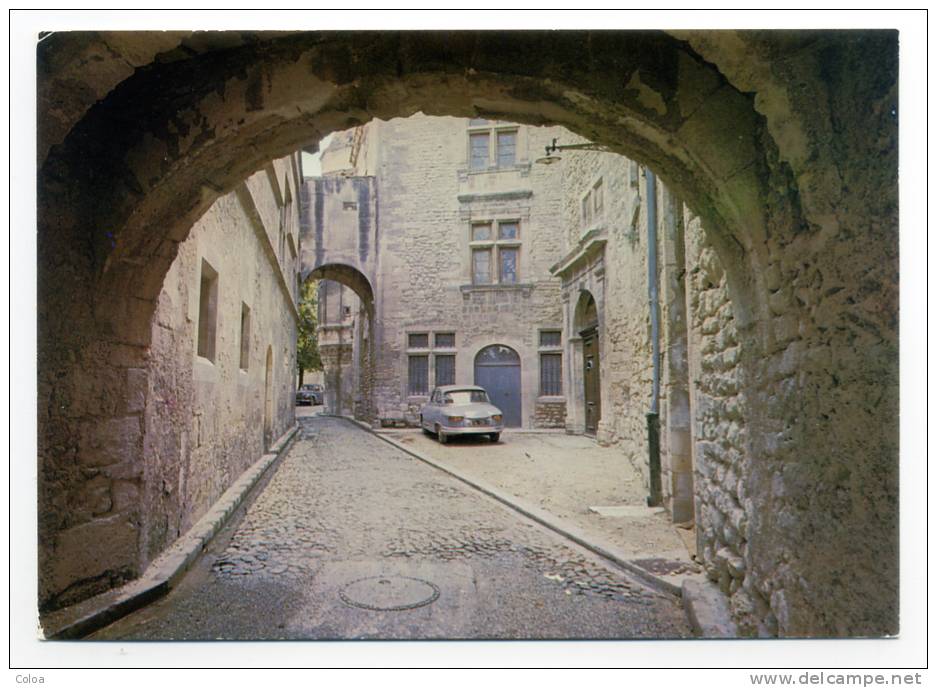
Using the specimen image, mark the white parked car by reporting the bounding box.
[419,385,504,444]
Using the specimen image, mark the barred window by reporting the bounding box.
[435,354,456,386]
[540,353,563,396]
[539,330,561,347]
[408,333,429,349]
[434,332,455,348]
[408,355,429,395]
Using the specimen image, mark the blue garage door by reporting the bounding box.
[474,344,522,427]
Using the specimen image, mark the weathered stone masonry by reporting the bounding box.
[37,30,899,637]
[39,156,301,611]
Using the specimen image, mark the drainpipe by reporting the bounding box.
[646,170,663,507]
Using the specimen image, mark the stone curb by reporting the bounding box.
[41,423,300,640]
[340,415,690,599]
[682,578,739,638]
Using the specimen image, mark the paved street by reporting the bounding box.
[92,414,690,640]
[380,426,694,561]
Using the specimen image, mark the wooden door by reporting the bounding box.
[474,345,522,427]
[582,329,600,435]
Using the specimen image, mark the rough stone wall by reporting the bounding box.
[144,160,300,564]
[533,400,567,428]
[683,208,764,633]
[40,157,300,612]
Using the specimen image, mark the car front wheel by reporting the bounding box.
[436,425,448,444]
[489,432,501,443]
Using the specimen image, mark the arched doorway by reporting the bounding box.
[474,345,521,427]
[574,292,600,437]
[263,347,274,450]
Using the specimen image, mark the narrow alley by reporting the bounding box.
[28,29,904,651]
[92,414,690,640]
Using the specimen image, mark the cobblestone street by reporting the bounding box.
[93,415,690,640]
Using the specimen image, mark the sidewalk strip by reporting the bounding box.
[40,423,300,640]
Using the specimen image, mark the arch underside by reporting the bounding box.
[305,263,374,309]
[36,30,899,637]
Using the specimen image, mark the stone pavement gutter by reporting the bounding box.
[343,416,736,637]
[40,424,300,640]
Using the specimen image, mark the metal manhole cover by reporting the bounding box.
[339,575,440,611]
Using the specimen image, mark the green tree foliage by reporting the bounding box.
[297,280,322,386]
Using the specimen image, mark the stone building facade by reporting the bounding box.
[40,155,302,611]
[304,115,572,430]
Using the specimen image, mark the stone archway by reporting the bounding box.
[303,264,375,421]
[36,30,898,637]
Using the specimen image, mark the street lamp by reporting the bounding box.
[535,138,613,165]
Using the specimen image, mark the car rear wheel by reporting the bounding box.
[436,425,448,444]
[489,432,501,443]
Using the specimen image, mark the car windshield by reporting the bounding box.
[444,390,489,405]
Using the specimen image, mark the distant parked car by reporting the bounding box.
[296,384,322,406]
[419,385,504,444]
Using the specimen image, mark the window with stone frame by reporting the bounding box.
[469,132,490,170]
[408,332,429,349]
[470,220,522,285]
[467,121,520,170]
[407,332,456,395]
[581,189,593,227]
[434,332,456,349]
[197,258,218,362]
[539,329,563,396]
[593,178,604,216]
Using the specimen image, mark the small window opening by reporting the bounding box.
[239,303,251,370]
[197,259,219,362]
